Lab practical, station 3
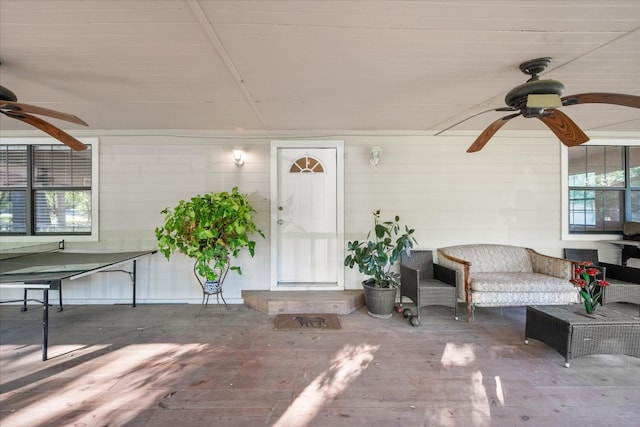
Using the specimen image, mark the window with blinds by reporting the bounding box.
[568,145,639,234]
[0,144,92,235]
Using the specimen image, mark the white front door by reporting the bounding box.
[270,141,344,290]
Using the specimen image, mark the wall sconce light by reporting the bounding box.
[370,146,382,166]
[232,149,245,166]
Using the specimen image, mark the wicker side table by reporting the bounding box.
[524,305,640,367]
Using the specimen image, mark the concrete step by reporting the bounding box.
[241,290,365,315]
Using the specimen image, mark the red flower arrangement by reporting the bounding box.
[570,261,609,314]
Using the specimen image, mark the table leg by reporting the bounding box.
[57,285,63,312]
[42,289,49,361]
[21,289,28,312]
[132,260,137,308]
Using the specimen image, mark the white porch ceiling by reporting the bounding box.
[1,0,639,137]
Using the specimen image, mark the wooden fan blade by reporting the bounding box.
[2,110,88,151]
[467,113,520,153]
[434,107,516,136]
[0,100,88,126]
[537,110,589,147]
[562,93,640,109]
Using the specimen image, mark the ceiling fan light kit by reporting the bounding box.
[526,94,563,109]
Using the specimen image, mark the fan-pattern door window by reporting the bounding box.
[289,156,325,173]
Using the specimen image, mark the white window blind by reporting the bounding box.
[0,144,92,235]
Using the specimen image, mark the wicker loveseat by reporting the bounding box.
[437,244,579,322]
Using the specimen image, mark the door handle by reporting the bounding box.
[277,219,284,225]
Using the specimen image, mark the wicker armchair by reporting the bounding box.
[564,248,640,310]
[622,221,640,264]
[400,250,458,323]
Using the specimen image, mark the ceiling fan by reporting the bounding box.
[438,57,640,153]
[0,84,89,151]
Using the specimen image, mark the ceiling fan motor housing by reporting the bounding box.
[0,85,18,102]
[504,79,565,110]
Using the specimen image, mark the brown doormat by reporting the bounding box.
[274,313,341,330]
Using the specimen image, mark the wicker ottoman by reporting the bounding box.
[524,305,640,367]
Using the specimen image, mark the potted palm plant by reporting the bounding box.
[155,187,264,294]
[344,210,417,318]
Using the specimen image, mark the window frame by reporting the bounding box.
[561,138,640,241]
[0,137,99,243]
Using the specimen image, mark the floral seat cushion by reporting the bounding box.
[471,272,574,293]
[471,290,579,306]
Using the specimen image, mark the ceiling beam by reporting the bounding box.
[187,0,269,129]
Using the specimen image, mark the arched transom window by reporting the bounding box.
[289,156,325,173]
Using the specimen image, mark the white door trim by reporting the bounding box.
[270,140,344,291]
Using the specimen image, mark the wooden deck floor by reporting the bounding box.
[1,302,639,426]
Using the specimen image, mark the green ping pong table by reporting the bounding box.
[0,241,156,360]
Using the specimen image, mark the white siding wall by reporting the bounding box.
[1,130,637,304]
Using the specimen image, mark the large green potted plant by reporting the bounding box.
[155,187,264,292]
[344,210,417,318]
